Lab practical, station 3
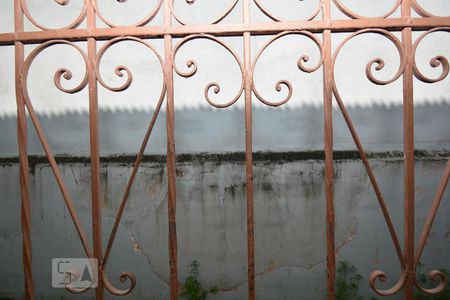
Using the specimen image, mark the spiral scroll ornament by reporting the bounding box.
[64,267,97,294]
[414,270,448,295]
[20,40,93,294]
[412,27,450,84]
[171,0,239,25]
[333,0,401,19]
[19,0,86,31]
[253,0,322,22]
[411,27,450,297]
[251,31,323,107]
[412,0,448,17]
[95,36,166,296]
[332,29,407,296]
[173,34,244,108]
[93,0,163,28]
[101,270,137,296]
[21,40,89,97]
[369,271,406,296]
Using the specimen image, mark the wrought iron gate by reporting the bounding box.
[1,0,450,299]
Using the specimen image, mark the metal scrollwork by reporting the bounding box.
[251,31,323,107]
[95,36,166,296]
[64,267,97,294]
[333,29,405,87]
[253,0,322,22]
[412,0,446,18]
[20,40,92,294]
[332,29,406,296]
[21,40,89,96]
[93,0,163,28]
[101,271,137,296]
[411,27,449,297]
[173,34,244,108]
[333,0,402,19]
[171,0,239,25]
[369,271,406,296]
[19,0,86,31]
[415,270,448,295]
[412,27,450,84]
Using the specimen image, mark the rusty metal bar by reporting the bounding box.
[415,159,450,267]
[401,1,415,299]
[19,65,94,260]
[332,49,408,296]
[86,0,103,298]
[101,93,165,262]
[243,1,255,299]
[95,37,166,297]
[164,1,179,299]
[14,1,35,299]
[322,1,336,299]
[1,17,450,46]
[332,86,407,270]
[17,52,95,294]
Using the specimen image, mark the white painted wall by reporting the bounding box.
[0,1,449,118]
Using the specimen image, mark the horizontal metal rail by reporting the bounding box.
[1,17,450,45]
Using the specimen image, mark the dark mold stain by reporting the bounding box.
[175,168,184,177]
[224,185,236,198]
[261,182,274,193]
[148,172,164,198]
[208,183,219,192]
[101,167,109,207]
[224,183,245,199]
[0,150,448,168]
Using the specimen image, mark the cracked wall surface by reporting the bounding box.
[0,156,449,299]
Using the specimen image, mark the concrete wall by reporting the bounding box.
[1,104,450,157]
[0,92,448,300]
[1,155,449,299]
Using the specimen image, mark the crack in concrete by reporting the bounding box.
[119,215,331,295]
[103,220,170,288]
[210,260,329,294]
[129,234,170,287]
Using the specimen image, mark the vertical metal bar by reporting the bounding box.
[164,1,179,299]
[14,1,35,299]
[243,1,255,299]
[401,1,415,299]
[323,1,335,299]
[86,1,103,298]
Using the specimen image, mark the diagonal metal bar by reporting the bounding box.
[332,85,406,270]
[101,87,166,276]
[18,77,93,261]
[331,27,408,296]
[414,159,450,267]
